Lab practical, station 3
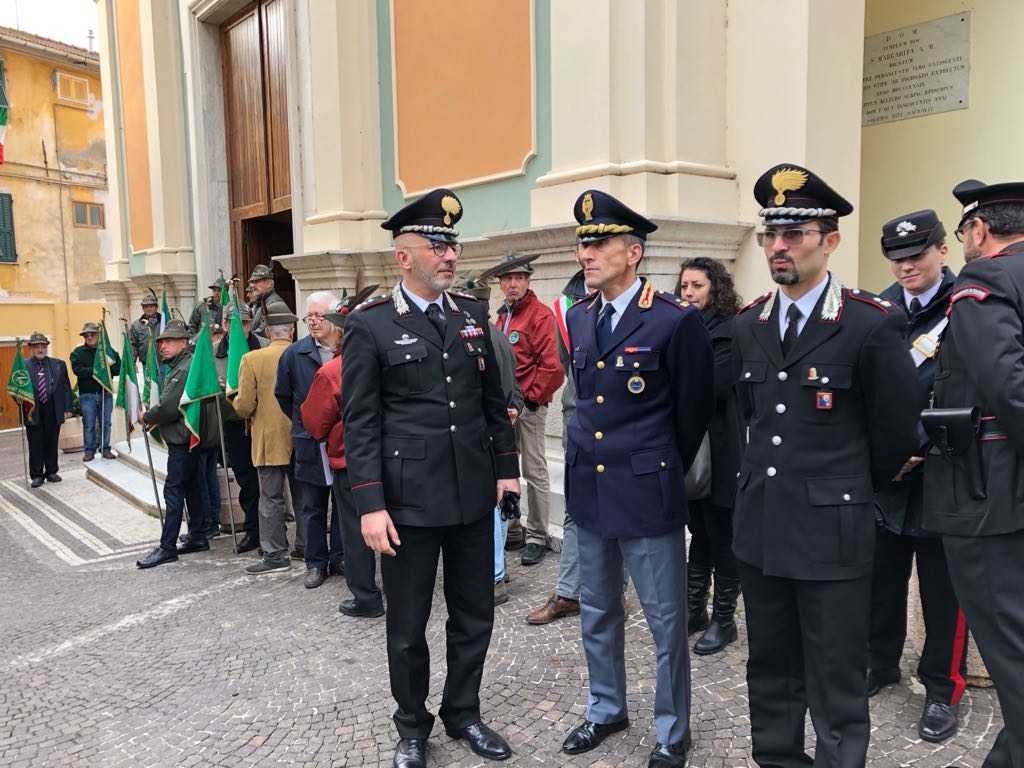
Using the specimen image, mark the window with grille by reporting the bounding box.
[73,201,104,228]
[56,72,89,105]
[0,194,16,263]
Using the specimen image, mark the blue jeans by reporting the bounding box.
[161,443,205,552]
[80,391,113,454]
[197,449,220,533]
[493,506,508,583]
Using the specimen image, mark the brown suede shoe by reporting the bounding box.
[526,593,581,625]
[83,453,94,463]
[102,450,117,459]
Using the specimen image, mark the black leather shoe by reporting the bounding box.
[393,738,426,768]
[521,542,547,566]
[919,699,959,743]
[30,477,44,488]
[866,667,901,697]
[176,538,210,555]
[235,534,260,553]
[444,722,511,761]
[304,567,326,589]
[45,473,62,483]
[339,597,385,618]
[328,561,345,576]
[647,734,692,767]
[136,547,178,569]
[562,718,629,754]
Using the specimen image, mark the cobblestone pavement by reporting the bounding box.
[0,431,1004,767]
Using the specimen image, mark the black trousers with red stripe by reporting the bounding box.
[869,527,968,704]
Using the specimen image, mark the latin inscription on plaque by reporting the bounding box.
[862,13,970,126]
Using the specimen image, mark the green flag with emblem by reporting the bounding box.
[6,341,34,419]
[225,289,248,397]
[178,322,222,451]
[91,320,115,395]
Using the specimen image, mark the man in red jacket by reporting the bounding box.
[494,252,565,565]
[300,309,384,618]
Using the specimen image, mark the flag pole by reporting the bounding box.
[120,317,133,454]
[15,339,29,484]
[213,396,239,551]
[141,426,164,526]
[100,307,108,459]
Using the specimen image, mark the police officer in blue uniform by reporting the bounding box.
[560,190,714,767]
[925,179,1024,768]
[342,188,520,768]
[732,165,919,767]
[869,209,967,743]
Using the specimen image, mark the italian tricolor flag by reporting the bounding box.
[0,104,8,164]
[178,322,223,450]
[553,294,575,350]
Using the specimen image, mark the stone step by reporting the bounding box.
[86,455,164,519]
[113,438,168,482]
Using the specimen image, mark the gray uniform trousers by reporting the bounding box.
[577,525,690,745]
[256,465,290,561]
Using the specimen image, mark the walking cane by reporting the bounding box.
[214,396,239,551]
[141,426,164,525]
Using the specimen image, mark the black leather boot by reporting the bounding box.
[694,575,740,655]
[687,564,712,635]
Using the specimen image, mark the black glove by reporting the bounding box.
[499,490,521,521]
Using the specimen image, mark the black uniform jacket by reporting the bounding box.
[925,242,1024,537]
[732,274,919,580]
[342,287,519,528]
[703,310,742,509]
[565,281,714,539]
[875,268,956,536]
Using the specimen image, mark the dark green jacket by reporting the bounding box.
[129,314,161,364]
[189,297,224,334]
[70,344,121,394]
[143,348,192,445]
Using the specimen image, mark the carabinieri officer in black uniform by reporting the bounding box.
[869,209,967,743]
[561,190,713,768]
[732,164,919,767]
[341,188,520,768]
[924,179,1024,768]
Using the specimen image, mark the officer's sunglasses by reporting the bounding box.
[755,228,826,247]
[411,241,463,258]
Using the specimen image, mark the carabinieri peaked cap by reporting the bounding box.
[952,178,1024,229]
[573,190,658,243]
[880,209,946,261]
[753,164,854,226]
[381,188,463,244]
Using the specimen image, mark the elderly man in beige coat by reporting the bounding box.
[230,303,298,575]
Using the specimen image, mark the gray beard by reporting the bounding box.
[413,258,454,292]
[771,268,799,285]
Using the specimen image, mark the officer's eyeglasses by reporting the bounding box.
[755,228,826,247]
[412,241,463,258]
[955,217,981,243]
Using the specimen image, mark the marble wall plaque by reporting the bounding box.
[863,12,970,126]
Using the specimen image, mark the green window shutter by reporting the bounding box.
[0,60,9,109]
[0,194,16,263]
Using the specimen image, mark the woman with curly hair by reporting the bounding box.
[675,257,743,655]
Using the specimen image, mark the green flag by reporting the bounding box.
[142,331,161,408]
[114,330,141,439]
[6,341,34,419]
[92,321,115,395]
[217,273,229,307]
[161,288,171,334]
[226,295,248,397]
[178,322,222,451]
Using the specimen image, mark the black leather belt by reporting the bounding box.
[979,418,1007,440]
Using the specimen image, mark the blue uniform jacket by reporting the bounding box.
[275,334,328,486]
[565,279,714,539]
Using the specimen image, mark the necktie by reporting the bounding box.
[909,297,922,316]
[596,303,616,349]
[781,303,801,356]
[36,362,49,403]
[425,302,446,339]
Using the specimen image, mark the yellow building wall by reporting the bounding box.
[114,0,153,253]
[859,0,1024,292]
[0,44,110,367]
